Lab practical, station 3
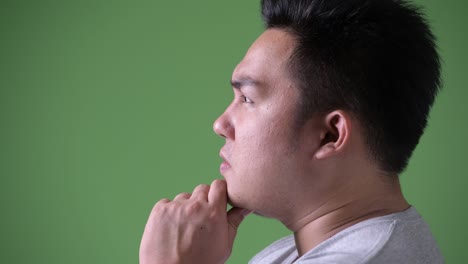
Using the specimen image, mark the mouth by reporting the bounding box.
[219,150,231,174]
[220,160,231,173]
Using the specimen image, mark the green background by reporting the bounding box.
[1,0,466,263]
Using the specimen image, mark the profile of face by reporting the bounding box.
[213,29,318,218]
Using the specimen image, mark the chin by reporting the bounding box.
[225,183,266,216]
[227,191,278,219]
[226,188,249,209]
[226,193,244,208]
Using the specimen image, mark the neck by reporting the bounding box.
[286,175,409,257]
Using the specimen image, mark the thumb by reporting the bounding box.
[227,207,251,242]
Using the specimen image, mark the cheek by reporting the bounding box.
[226,151,297,216]
[235,121,277,164]
[235,108,298,166]
[230,118,297,187]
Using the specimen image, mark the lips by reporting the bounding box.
[220,161,231,173]
[219,149,231,174]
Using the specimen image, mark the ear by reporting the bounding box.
[314,110,351,160]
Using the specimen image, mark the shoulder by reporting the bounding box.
[296,213,398,263]
[297,207,444,264]
[367,207,444,264]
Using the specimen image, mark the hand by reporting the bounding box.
[139,179,251,264]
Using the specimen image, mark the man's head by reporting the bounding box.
[213,0,440,220]
[261,0,441,174]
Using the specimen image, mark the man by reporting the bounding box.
[140,0,443,263]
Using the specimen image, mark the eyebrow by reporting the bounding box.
[230,78,259,90]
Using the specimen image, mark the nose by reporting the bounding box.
[213,109,234,139]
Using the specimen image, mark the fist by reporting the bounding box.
[139,179,251,264]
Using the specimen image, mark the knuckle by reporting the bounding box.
[195,184,209,191]
[212,179,223,185]
[174,192,190,200]
[185,201,204,215]
[152,199,169,213]
[212,179,225,187]
[208,209,221,221]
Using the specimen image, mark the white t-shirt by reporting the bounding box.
[249,207,444,264]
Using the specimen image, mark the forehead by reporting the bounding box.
[232,29,297,82]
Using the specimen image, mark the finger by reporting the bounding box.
[173,192,191,201]
[150,198,170,216]
[156,198,170,205]
[227,207,251,243]
[208,179,227,209]
[191,184,210,201]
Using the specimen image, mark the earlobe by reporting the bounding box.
[314,111,350,160]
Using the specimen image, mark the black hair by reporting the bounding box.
[261,0,441,174]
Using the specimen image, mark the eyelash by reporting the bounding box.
[241,95,253,104]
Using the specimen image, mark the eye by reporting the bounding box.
[241,95,253,103]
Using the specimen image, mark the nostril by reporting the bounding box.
[214,124,227,139]
[213,115,233,139]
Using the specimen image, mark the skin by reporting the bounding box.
[140,28,410,263]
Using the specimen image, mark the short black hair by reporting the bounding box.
[261,0,441,174]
